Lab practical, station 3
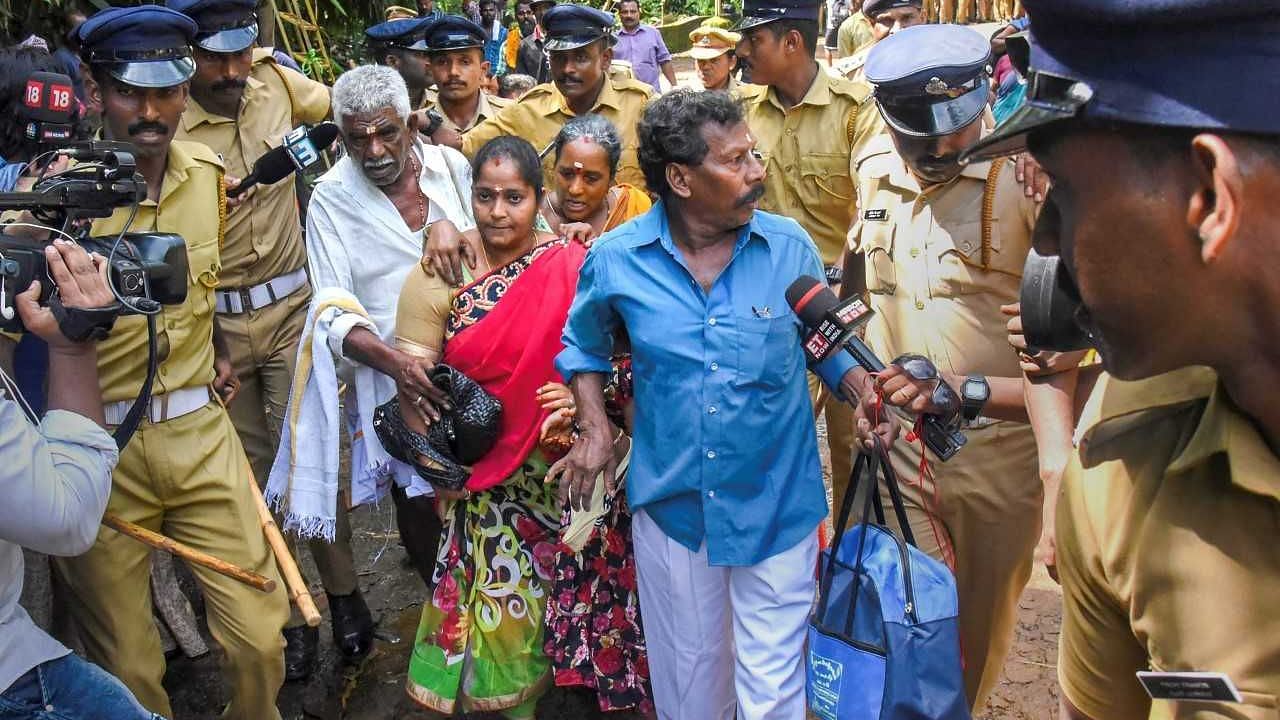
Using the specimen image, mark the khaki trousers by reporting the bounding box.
[838,420,1041,713]
[807,373,857,507]
[220,287,358,627]
[55,403,289,720]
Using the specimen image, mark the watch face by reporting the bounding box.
[963,376,990,402]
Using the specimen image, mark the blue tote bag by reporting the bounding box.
[807,441,970,720]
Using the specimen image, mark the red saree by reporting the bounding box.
[441,238,587,492]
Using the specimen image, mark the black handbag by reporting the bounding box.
[372,364,503,490]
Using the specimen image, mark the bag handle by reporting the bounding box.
[878,443,917,548]
[843,443,882,636]
[814,437,918,634]
[816,448,870,622]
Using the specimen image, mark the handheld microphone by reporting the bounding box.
[22,71,76,145]
[227,121,339,198]
[785,275,966,461]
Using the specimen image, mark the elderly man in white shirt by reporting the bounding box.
[305,64,475,587]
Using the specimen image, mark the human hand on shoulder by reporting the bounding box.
[421,220,475,286]
[1014,153,1049,204]
[558,222,598,247]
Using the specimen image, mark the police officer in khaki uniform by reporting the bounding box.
[53,7,288,718]
[830,0,924,83]
[416,15,511,135]
[366,17,435,109]
[685,25,740,93]
[846,25,1046,711]
[442,4,652,191]
[167,0,373,681]
[963,1,1280,718]
[734,0,881,505]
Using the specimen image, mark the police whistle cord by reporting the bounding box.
[868,375,956,571]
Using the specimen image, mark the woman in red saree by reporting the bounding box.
[395,136,590,718]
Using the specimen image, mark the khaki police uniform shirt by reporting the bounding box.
[741,68,882,266]
[681,74,742,94]
[850,132,1034,379]
[830,43,871,85]
[420,88,512,134]
[460,75,653,191]
[1058,366,1280,719]
[175,48,330,290]
[837,12,874,57]
[92,140,225,403]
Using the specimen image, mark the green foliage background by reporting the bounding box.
[5,0,732,72]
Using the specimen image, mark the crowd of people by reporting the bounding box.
[1,0,1278,718]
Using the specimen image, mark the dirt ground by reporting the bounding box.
[160,500,1061,720]
[162,408,1062,720]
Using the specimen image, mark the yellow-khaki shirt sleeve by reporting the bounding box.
[847,88,884,181]
[461,98,535,159]
[1055,454,1154,720]
[394,263,452,358]
[281,64,332,125]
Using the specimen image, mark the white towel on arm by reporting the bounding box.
[266,287,397,541]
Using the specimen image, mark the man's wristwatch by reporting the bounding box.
[960,375,990,422]
[422,108,445,137]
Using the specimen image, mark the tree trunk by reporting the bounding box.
[150,551,209,659]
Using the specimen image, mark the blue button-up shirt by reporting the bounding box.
[556,202,855,566]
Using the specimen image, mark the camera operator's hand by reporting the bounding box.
[212,355,241,405]
[223,175,255,210]
[15,241,114,350]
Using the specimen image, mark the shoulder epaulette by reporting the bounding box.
[177,138,225,169]
[610,76,656,96]
[827,73,873,104]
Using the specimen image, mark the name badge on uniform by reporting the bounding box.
[863,208,888,221]
[1137,671,1243,703]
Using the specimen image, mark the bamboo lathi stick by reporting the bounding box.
[101,513,277,593]
[247,476,322,627]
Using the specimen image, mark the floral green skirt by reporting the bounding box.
[405,455,560,718]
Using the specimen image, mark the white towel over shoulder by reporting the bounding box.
[266,287,397,541]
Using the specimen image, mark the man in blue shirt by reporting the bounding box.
[613,0,675,91]
[554,89,859,720]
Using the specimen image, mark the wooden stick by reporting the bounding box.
[247,476,322,627]
[101,513,277,593]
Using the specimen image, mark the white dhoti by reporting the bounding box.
[632,509,818,720]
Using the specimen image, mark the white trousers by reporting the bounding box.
[632,509,818,720]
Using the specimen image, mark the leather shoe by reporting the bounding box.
[328,589,375,660]
[282,625,318,682]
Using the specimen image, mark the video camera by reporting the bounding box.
[0,140,189,336]
[1,72,189,337]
